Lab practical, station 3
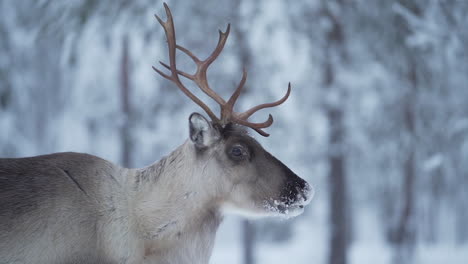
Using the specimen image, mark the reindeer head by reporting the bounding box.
[153,4,313,218]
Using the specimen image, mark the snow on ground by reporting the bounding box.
[211,205,468,264]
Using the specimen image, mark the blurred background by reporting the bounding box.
[1,0,467,263]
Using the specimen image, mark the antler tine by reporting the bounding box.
[159,61,193,79]
[221,68,247,123]
[252,128,270,137]
[156,4,176,74]
[238,83,291,120]
[233,114,274,137]
[161,22,230,106]
[222,68,278,137]
[181,24,231,106]
[153,3,219,122]
[205,24,231,66]
[176,45,200,64]
[234,114,273,129]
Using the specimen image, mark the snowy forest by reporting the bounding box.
[1,0,467,263]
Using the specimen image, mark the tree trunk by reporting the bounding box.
[324,62,348,264]
[391,64,417,264]
[392,149,415,263]
[242,220,255,264]
[120,35,132,168]
[321,2,349,264]
[456,189,468,244]
[327,106,348,264]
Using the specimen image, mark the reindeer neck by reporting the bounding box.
[130,141,222,242]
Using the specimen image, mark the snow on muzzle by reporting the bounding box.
[264,180,314,218]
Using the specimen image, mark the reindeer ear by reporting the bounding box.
[189,113,218,149]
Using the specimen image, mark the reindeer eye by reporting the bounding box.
[231,147,243,156]
[230,145,245,158]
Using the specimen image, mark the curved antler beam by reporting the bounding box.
[238,83,291,120]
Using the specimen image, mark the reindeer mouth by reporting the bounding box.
[263,199,307,219]
[263,183,314,218]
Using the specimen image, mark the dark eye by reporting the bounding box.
[227,144,249,161]
[231,146,243,157]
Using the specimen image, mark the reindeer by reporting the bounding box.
[0,3,313,264]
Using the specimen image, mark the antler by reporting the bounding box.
[153,3,291,137]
